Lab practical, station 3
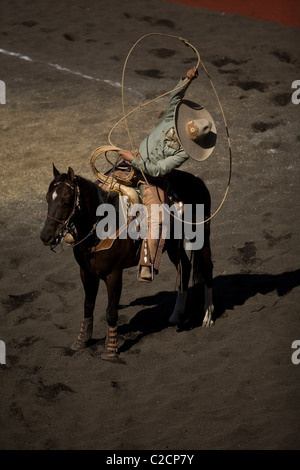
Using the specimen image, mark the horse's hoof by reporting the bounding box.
[101,350,120,361]
[71,339,88,351]
[168,311,181,325]
[202,305,215,327]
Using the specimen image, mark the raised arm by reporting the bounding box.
[165,66,198,121]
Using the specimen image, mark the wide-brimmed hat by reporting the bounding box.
[175,100,217,161]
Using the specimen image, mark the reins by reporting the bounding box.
[46,214,65,225]
[91,33,232,225]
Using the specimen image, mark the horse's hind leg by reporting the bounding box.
[102,269,122,360]
[203,282,214,327]
[168,240,191,325]
[202,228,214,327]
[71,268,99,350]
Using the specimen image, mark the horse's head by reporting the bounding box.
[40,165,79,247]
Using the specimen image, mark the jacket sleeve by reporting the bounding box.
[164,79,190,121]
[131,149,189,177]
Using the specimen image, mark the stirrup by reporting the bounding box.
[137,264,154,282]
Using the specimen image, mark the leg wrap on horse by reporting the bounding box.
[102,326,119,359]
[71,317,93,350]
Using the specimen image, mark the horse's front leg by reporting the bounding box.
[71,268,99,350]
[102,269,123,360]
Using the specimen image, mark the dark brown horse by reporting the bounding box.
[40,165,214,360]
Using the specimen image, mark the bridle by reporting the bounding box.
[46,180,81,251]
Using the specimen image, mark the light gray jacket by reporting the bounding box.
[130,79,190,177]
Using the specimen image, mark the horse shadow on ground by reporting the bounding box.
[116,268,300,353]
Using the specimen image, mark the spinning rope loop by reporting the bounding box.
[90,33,232,225]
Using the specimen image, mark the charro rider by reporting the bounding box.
[118,66,216,282]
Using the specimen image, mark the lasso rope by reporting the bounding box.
[91,33,232,224]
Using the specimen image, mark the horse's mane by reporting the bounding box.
[76,175,120,208]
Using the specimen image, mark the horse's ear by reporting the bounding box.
[67,167,75,182]
[52,163,60,177]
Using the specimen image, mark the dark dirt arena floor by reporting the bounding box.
[0,0,300,451]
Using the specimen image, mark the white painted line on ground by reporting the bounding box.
[47,62,122,88]
[0,47,124,90]
[0,48,33,62]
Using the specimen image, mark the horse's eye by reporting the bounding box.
[63,202,72,208]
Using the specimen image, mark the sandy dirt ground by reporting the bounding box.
[0,0,300,451]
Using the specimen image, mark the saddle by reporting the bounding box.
[90,145,173,204]
[90,146,140,205]
[89,149,184,267]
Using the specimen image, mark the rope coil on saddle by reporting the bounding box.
[90,33,232,225]
[90,145,135,187]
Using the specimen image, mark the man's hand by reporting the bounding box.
[117,149,135,163]
[184,66,198,82]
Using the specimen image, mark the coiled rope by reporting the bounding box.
[90,32,232,224]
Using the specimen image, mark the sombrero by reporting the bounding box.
[175,99,217,161]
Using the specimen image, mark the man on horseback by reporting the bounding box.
[41,59,218,357]
[118,66,216,282]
